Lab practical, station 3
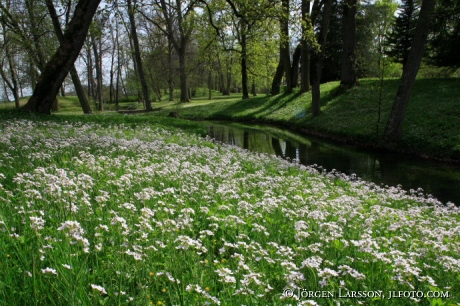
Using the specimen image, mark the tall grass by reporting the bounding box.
[0,118,459,305]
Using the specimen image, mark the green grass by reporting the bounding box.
[0,118,459,305]
[2,78,459,161]
[153,78,460,161]
[1,95,145,113]
[0,104,208,138]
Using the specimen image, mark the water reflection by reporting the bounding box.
[206,123,460,205]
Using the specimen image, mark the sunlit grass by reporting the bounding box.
[155,78,460,161]
[0,118,459,305]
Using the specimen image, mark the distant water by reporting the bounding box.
[206,122,460,205]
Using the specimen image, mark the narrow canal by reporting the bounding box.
[206,122,460,205]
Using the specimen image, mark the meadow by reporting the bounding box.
[1,116,459,305]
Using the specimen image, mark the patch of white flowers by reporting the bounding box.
[0,119,459,305]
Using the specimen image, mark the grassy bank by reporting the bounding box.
[154,78,460,162]
[0,104,208,138]
[2,78,458,160]
[0,118,459,305]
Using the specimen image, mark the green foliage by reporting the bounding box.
[386,0,420,67]
[318,0,343,83]
[356,0,399,78]
[116,95,139,103]
[427,0,460,69]
[417,62,457,78]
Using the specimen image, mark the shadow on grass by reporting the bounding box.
[180,91,305,120]
[249,91,305,117]
[321,85,346,105]
[0,108,22,119]
[282,84,342,121]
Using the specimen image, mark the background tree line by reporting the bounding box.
[0,0,458,144]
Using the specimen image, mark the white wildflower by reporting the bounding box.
[29,216,45,231]
[62,264,72,270]
[41,268,57,275]
[91,284,107,295]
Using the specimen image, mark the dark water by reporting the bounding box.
[206,122,460,205]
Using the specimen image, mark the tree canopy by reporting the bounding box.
[0,0,456,142]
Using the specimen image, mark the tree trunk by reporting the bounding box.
[168,83,174,101]
[125,31,140,101]
[108,13,118,105]
[121,63,129,98]
[45,0,92,113]
[271,61,284,95]
[0,60,20,109]
[271,0,292,95]
[115,64,121,109]
[147,68,162,101]
[168,38,174,101]
[91,35,103,111]
[219,68,225,94]
[300,44,310,92]
[208,70,213,100]
[70,66,92,113]
[281,0,292,93]
[28,57,38,89]
[109,48,115,104]
[291,44,301,88]
[22,0,102,114]
[216,53,224,94]
[127,0,152,110]
[178,51,190,102]
[86,44,93,99]
[225,56,232,95]
[340,0,359,89]
[300,0,313,93]
[115,18,122,109]
[2,78,10,102]
[52,98,60,112]
[382,0,436,147]
[233,18,250,100]
[241,26,249,100]
[311,0,333,117]
[2,31,21,108]
[311,59,323,116]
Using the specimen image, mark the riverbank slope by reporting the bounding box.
[156,78,460,163]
